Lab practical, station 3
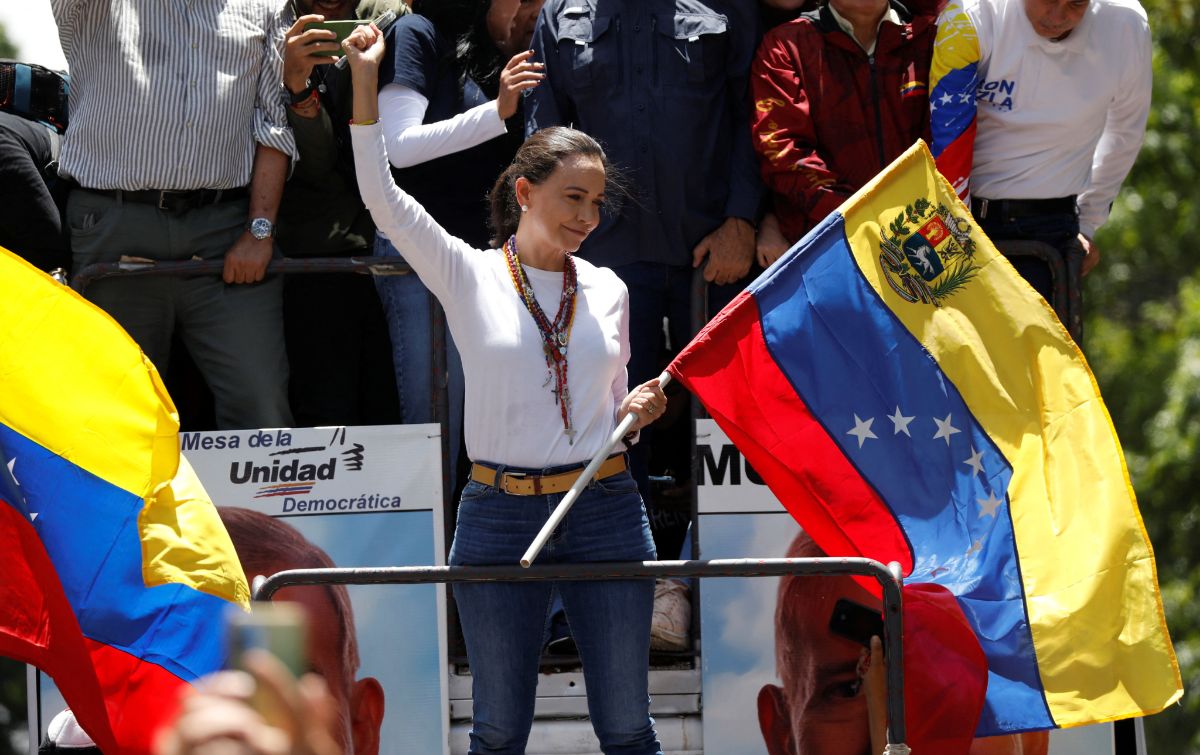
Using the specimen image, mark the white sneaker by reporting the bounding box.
[649,578,691,651]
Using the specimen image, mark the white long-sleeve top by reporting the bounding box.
[966,0,1151,236]
[377,84,508,169]
[352,122,630,468]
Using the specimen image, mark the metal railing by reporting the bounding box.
[69,255,414,293]
[994,239,1084,343]
[254,556,912,750]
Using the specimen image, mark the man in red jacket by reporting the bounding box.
[752,0,937,247]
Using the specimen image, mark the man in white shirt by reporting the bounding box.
[930,0,1151,302]
[52,0,298,430]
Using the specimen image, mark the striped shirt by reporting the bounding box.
[52,0,298,191]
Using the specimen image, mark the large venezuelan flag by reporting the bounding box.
[0,249,249,752]
[930,0,979,198]
[669,143,1181,738]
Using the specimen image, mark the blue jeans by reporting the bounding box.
[449,464,661,755]
[373,234,464,481]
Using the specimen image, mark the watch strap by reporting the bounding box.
[284,81,314,106]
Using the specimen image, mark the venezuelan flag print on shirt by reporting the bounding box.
[0,249,248,753]
[668,142,1181,740]
[930,0,980,198]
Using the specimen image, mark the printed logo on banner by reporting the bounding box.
[229,444,363,499]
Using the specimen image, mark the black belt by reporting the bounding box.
[971,196,1077,221]
[85,186,249,214]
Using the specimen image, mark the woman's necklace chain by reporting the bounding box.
[503,235,579,441]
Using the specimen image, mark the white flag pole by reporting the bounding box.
[520,371,673,568]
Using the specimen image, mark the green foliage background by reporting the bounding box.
[0,25,16,59]
[0,0,1197,749]
[1087,0,1200,747]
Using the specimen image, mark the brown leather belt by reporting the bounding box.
[470,455,627,496]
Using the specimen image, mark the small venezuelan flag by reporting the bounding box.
[0,249,248,753]
[929,0,980,198]
[669,142,1181,742]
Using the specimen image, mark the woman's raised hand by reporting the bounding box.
[344,24,385,123]
[497,50,545,119]
[341,23,386,73]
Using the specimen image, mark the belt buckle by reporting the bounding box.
[977,198,989,219]
[501,471,527,495]
[157,190,190,214]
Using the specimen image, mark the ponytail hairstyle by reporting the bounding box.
[488,127,625,248]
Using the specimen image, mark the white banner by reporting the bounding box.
[182,423,443,517]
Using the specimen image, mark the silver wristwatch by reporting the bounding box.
[246,217,276,240]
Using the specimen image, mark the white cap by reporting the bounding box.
[46,710,96,748]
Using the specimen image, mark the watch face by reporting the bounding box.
[249,217,274,240]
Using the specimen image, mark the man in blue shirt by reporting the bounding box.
[527,0,762,552]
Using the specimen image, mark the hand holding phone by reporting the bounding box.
[302,19,372,57]
[283,15,369,93]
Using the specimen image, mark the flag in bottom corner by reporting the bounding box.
[0,248,249,753]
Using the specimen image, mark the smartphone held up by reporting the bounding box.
[829,597,886,655]
[302,18,371,57]
[227,600,308,677]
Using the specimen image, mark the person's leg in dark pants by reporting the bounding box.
[612,262,670,508]
[612,261,693,558]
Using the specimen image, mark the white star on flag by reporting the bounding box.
[847,414,878,448]
[964,448,985,476]
[4,456,34,521]
[967,539,982,557]
[888,406,915,436]
[940,92,954,105]
[932,414,961,445]
[978,491,1004,519]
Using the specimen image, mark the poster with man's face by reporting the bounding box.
[34,424,449,755]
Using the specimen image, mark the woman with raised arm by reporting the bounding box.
[342,22,666,755]
[373,0,545,487]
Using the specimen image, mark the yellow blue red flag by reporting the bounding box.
[0,248,248,753]
[930,0,980,197]
[668,142,1181,739]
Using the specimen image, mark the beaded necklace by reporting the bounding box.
[503,234,579,441]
